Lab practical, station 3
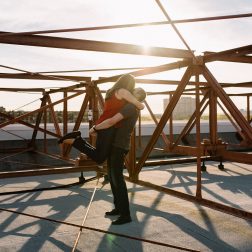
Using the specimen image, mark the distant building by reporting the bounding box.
[163,96,195,120]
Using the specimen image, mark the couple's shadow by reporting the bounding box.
[92,184,239,252]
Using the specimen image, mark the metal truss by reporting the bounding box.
[0,5,251,221]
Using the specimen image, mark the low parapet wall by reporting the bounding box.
[0,121,236,141]
[0,131,242,159]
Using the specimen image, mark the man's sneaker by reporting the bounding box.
[105,209,120,216]
[112,215,132,225]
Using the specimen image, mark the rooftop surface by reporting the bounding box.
[0,160,251,251]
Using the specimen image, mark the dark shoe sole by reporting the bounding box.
[105,209,120,216]
[112,216,132,225]
[58,131,81,144]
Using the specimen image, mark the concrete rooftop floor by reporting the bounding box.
[0,160,251,251]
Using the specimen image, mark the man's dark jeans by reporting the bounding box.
[107,146,130,217]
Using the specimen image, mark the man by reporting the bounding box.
[90,87,146,225]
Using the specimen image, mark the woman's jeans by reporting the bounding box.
[72,128,115,164]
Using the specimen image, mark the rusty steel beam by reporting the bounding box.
[0,147,32,153]
[167,145,204,157]
[172,92,209,147]
[43,95,48,153]
[135,78,205,86]
[2,73,251,89]
[2,72,250,93]
[209,90,218,144]
[195,73,202,198]
[0,164,101,179]
[37,67,145,74]
[205,55,252,64]
[204,45,252,62]
[168,93,174,143]
[29,96,47,147]
[217,101,247,141]
[155,0,196,61]
[144,100,170,146]
[1,72,251,89]
[63,89,90,157]
[95,86,105,108]
[63,90,89,157]
[221,82,252,88]
[0,73,91,82]
[135,66,193,175]
[0,112,59,138]
[0,91,85,128]
[100,79,252,88]
[202,66,252,142]
[92,86,100,123]
[94,60,191,85]
[127,129,137,179]
[63,91,68,136]
[247,96,251,122]
[125,178,252,220]
[48,86,88,94]
[71,89,89,129]
[46,95,62,137]
[143,156,219,166]
[0,32,193,59]
[0,64,79,83]
[180,101,209,143]
[0,87,45,92]
[229,93,252,96]
[0,13,251,37]
[218,150,252,164]
[62,91,68,155]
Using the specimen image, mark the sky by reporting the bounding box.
[0,0,251,114]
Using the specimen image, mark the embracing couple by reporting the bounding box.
[58,74,146,225]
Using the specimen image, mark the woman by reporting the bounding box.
[58,74,144,164]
